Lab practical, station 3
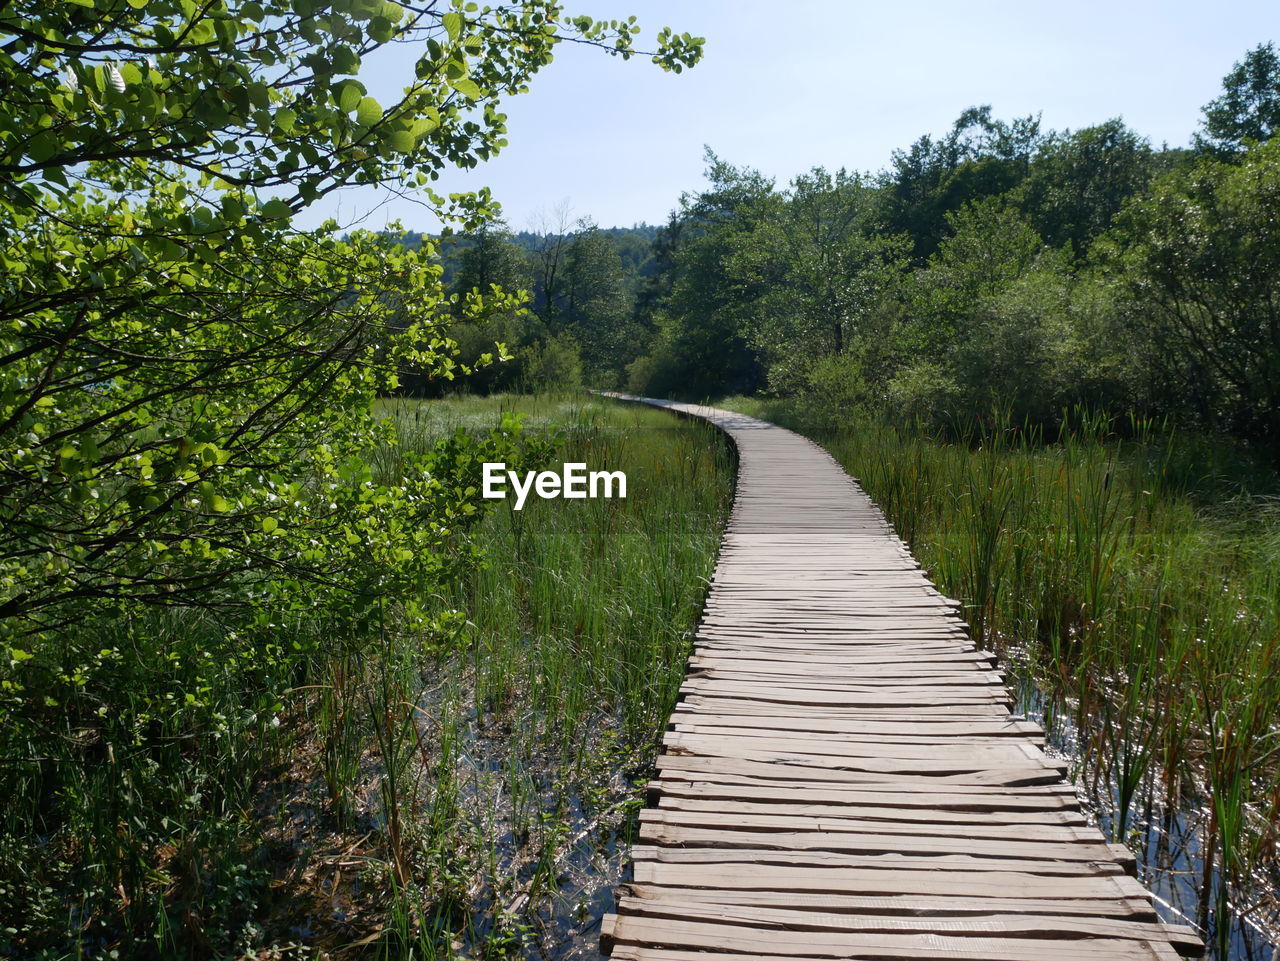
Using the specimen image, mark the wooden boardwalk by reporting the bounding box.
[600,397,1201,961]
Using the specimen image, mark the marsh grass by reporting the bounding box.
[373,393,733,957]
[1,392,732,960]
[722,395,1280,959]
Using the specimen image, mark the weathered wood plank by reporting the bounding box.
[612,899,1202,955]
[620,884,1158,920]
[605,915,1184,960]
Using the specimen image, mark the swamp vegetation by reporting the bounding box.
[1,395,733,958]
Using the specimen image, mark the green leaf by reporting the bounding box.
[262,516,278,533]
[261,198,291,219]
[387,129,415,153]
[248,82,271,109]
[442,11,462,42]
[450,77,481,100]
[410,115,439,138]
[27,132,60,164]
[356,95,381,127]
[368,16,394,43]
[336,80,364,114]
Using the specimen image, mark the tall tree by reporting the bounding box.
[1108,140,1280,442]
[743,167,909,392]
[451,223,534,308]
[883,106,1043,260]
[562,221,633,382]
[1018,120,1153,254]
[1196,42,1280,157]
[629,153,772,397]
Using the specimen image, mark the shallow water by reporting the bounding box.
[1008,670,1280,960]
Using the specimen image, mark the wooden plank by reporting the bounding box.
[656,754,1069,788]
[668,715,1041,738]
[631,854,1139,888]
[664,729,1051,760]
[639,808,1098,842]
[612,899,1202,955]
[621,884,1159,920]
[673,695,1015,718]
[668,721,1043,747]
[637,822,1126,865]
[649,779,1082,812]
[611,947,1185,961]
[657,795,1086,826]
[605,915,1181,960]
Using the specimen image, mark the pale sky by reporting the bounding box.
[295,0,1280,234]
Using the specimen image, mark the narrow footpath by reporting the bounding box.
[600,397,1201,961]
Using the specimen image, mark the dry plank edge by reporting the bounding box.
[597,394,1199,961]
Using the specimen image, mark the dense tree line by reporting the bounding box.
[440,43,1280,454]
[406,220,660,392]
[625,43,1280,449]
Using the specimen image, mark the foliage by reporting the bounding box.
[1195,41,1280,157]
[0,0,702,636]
[1017,119,1153,254]
[559,222,636,383]
[1107,140,1280,443]
[882,105,1044,261]
[0,0,703,954]
[622,58,1279,454]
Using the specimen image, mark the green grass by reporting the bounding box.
[372,393,734,956]
[0,392,733,960]
[720,396,1280,958]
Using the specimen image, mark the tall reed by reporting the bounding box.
[369,393,734,956]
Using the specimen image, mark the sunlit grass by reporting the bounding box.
[377,391,734,956]
[0,391,733,960]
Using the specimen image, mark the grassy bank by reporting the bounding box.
[722,396,1280,958]
[1,393,733,960]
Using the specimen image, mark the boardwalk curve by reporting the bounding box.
[600,396,1201,961]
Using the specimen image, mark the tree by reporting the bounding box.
[442,223,545,393]
[561,221,634,382]
[527,199,576,329]
[0,0,702,641]
[1106,141,1280,443]
[747,167,909,393]
[903,198,1045,358]
[451,224,535,307]
[1018,119,1153,254]
[1195,42,1280,157]
[628,152,772,397]
[883,106,1043,260]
